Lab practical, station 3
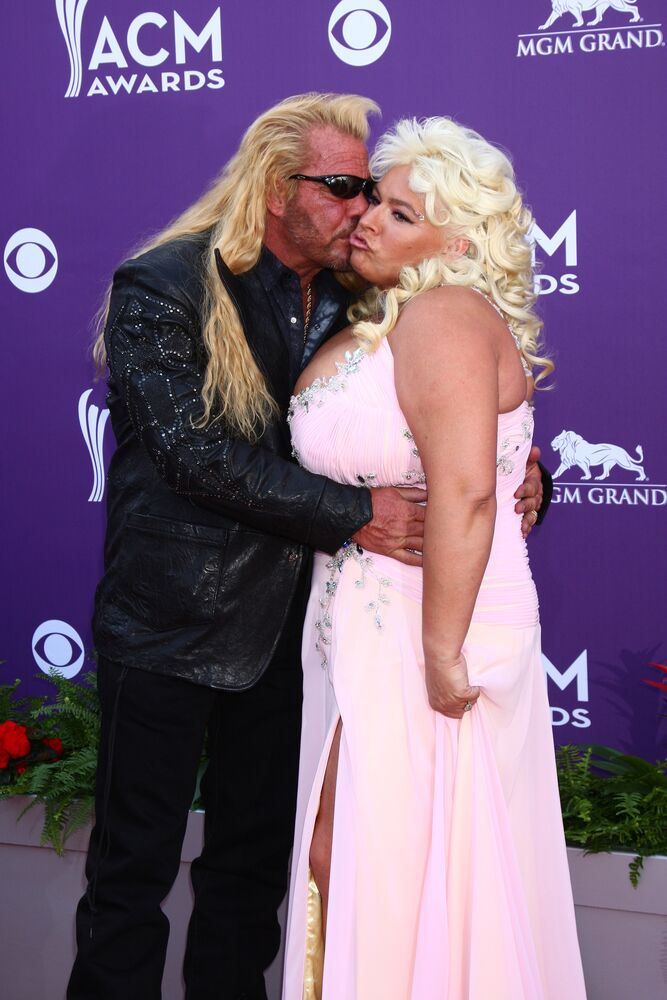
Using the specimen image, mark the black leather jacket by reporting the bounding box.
[93,233,372,690]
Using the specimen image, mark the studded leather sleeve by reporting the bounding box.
[536,462,552,524]
[105,260,372,554]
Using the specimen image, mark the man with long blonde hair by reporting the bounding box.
[68,93,544,1000]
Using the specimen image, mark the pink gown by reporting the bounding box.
[282,336,586,1000]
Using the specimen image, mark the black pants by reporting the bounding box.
[68,607,305,1000]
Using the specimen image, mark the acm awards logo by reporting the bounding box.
[328,1,391,65]
[543,650,590,728]
[79,389,110,502]
[516,0,663,58]
[551,429,666,507]
[56,0,224,98]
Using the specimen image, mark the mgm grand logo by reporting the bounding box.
[517,1,663,57]
[550,429,666,507]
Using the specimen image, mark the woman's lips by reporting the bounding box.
[349,233,369,250]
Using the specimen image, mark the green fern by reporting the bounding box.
[0,676,48,728]
[0,669,100,852]
[1,666,205,853]
[556,744,667,886]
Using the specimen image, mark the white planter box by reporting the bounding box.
[0,798,285,1000]
[1,800,665,1000]
[567,847,667,1000]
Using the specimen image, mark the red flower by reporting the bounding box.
[0,747,9,769]
[43,737,63,758]
[0,721,31,759]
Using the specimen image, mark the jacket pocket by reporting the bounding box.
[110,512,228,631]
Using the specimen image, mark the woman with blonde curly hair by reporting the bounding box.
[283,118,586,999]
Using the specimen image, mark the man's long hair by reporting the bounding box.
[94,92,379,440]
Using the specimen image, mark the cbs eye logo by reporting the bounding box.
[4,228,58,293]
[328,0,392,66]
[32,620,85,679]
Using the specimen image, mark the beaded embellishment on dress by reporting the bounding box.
[287,347,367,419]
[314,542,392,671]
[496,405,534,475]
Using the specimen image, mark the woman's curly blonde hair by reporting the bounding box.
[349,117,552,384]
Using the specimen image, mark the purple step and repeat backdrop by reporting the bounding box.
[2,0,666,760]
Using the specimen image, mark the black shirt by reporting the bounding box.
[238,246,353,391]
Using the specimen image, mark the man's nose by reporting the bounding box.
[346,191,371,219]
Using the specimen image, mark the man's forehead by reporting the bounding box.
[301,126,369,175]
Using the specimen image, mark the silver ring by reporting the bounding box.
[463,701,473,712]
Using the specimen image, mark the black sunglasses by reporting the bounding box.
[288,174,375,200]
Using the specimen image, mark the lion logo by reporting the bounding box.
[551,430,647,481]
[539,1,641,31]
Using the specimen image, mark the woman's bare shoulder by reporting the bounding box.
[402,284,496,321]
[392,286,496,356]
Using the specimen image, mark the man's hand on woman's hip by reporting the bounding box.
[352,487,426,566]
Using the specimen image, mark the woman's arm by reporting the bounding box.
[393,287,500,718]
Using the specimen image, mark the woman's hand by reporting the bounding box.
[425,653,480,719]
